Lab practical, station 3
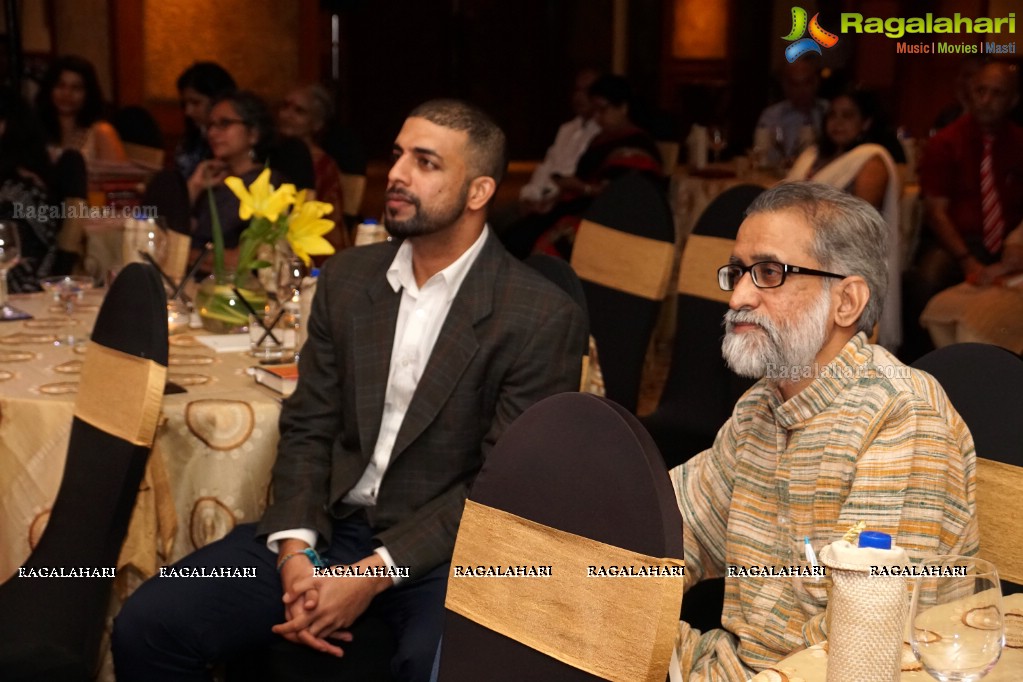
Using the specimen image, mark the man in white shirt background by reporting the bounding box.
[518,67,602,215]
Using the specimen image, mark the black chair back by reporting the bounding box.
[525,254,589,356]
[912,343,1023,593]
[439,393,682,680]
[570,173,675,412]
[642,184,763,470]
[0,263,168,680]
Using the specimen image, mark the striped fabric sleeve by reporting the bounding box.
[671,414,740,591]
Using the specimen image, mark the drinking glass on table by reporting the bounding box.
[39,275,95,346]
[0,220,24,320]
[909,555,1004,681]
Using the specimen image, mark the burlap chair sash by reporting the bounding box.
[977,458,1023,586]
[74,341,166,446]
[571,220,675,301]
[677,234,734,304]
[446,499,684,682]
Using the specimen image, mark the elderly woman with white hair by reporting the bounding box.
[278,84,350,251]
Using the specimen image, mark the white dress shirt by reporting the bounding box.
[268,227,490,582]
[519,116,601,202]
[755,98,829,166]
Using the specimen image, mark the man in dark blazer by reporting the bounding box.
[113,100,587,682]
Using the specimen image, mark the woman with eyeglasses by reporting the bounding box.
[277,84,350,252]
[35,55,127,165]
[786,90,903,351]
[174,62,236,181]
[187,91,283,256]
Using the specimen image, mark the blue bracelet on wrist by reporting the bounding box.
[277,547,325,572]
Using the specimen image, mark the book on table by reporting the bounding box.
[251,363,298,397]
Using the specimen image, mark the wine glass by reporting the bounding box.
[909,555,1004,681]
[39,275,95,346]
[0,220,24,320]
[708,126,727,164]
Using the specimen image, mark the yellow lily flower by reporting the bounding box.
[224,168,297,221]
[287,198,336,266]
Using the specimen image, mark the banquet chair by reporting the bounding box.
[0,263,168,681]
[912,343,1023,594]
[641,184,763,470]
[143,169,192,235]
[570,172,676,412]
[438,393,684,680]
[525,254,596,390]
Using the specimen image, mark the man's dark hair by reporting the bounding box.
[408,99,507,186]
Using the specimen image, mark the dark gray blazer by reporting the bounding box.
[257,233,587,579]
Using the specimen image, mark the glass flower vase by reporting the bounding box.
[195,273,267,334]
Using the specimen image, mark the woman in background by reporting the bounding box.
[531,74,662,259]
[787,89,902,350]
[35,55,127,164]
[277,84,350,251]
[188,91,282,257]
[175,62,237,180]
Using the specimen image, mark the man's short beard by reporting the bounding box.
[721,286,832,381]
[384,183,469,238]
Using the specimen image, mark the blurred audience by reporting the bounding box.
[35,55,127,164]
[517,67,602,216]
[503,74,661,260]
[932,56,984,132]
[907,61,1023,358]
[787,89,902,349]
[174,62,237,180]
[277,84,351,251]
[755,58,828,168]
[0,92,65,290]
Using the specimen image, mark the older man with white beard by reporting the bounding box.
[669,182,979,680]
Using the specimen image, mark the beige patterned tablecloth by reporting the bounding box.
[752,592,1023,682]
[921,281,1023,355]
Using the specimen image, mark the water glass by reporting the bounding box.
[909,555,1004,681]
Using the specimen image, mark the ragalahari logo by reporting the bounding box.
[783,7,839,62]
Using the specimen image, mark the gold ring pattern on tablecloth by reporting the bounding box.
[169,335,205,347]
[24,317,74,329]
[185,399,255,451]
[169,372,211,386]
[38,381,79,394]
[169,354,215,366]
[53,360,84,374]
[189,497,238,549]
[49,303,98,314]
[0,333,58,345]
[1006,612,1023,648]
[0,370,12,382]
[0,350,35,362]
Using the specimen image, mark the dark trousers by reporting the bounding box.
[112,518,447,682]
